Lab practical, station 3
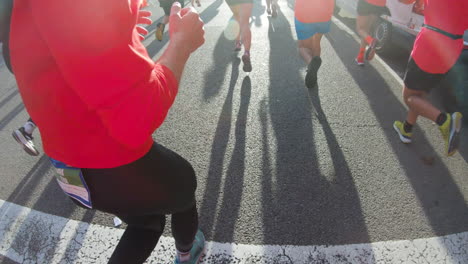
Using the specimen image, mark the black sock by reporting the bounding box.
[436,113,447,126]
[403,121,413,133]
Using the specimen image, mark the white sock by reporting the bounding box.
[23,121,36,134]
[176,249,191,262]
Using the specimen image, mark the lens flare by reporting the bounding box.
[224,19,240,40]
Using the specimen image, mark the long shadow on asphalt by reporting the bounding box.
[0,155,96,263]
[201,34,235,101]
[261,10,373,248]
[211,76,251,242]
[198,50,241,239]
[326,21,468,241]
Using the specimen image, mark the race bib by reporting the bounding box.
[50,158,92,209]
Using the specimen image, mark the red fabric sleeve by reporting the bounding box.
[97,64,179,149]
[29,0,179,149]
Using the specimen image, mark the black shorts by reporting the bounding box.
[160,0,184,16]
[357,0,386,16]
[404,57,448,93]
[225,0,253,6]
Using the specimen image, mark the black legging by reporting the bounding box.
[81,142,198,264]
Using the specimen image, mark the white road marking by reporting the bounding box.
[0,199,467,263]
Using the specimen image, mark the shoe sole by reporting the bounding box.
[447,112,462,156]
[355,58,364,66]
[242,55,252,72]
[393,123,412,144]
[12,130,40,156]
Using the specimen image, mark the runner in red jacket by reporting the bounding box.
[295,0,334,88]
[393,0,467,156]
[10,0,206,262]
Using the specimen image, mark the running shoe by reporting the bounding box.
[267,7,272,15]
[242,53,252,72]
[174,230,205,264]
[12,127,40,156]
[155,23,165,41]
[393,121,412,144]
[439,112,463,156]
[355,54,364,66]
[235,41,242,52]
[365,38,378,61]
[305,56,322,88]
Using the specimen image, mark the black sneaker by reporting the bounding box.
[305,56,322,88]
[365,38,378,61]
[242,53,252,72]
[12,127,40,156]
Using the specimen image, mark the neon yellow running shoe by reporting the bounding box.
[393,121,412,143]
[155,22,165,41]
[439,112,463,156]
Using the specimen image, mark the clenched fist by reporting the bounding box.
[169,2,205,54]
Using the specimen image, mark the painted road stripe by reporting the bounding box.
[0,199,467,263]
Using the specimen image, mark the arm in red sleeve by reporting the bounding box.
[29,0,179,149]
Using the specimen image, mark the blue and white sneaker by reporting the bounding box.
[174,230,205,264]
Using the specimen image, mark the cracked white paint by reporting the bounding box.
[0,199,467,263]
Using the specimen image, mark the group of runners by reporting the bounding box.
[0,0,466,263]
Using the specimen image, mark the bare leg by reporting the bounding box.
[403,86,441,123]
[298,38,314,64]
[356,14,376,49]
[298,33,323,64]
[311,33,323,57]
[238,4,253,52]
[299,34,323,88]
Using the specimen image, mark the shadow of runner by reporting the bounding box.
[201,34,235,101]
[212,76,251,242]
[1,155,97,263]
[251,0,266,27]
[198,56,241,238]
[0,103,24,131]
[262,9,372,251]
[199,0,224,25]
[326,21,468,239]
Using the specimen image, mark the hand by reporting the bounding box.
[169,2,205,54]
[136,10,152,41]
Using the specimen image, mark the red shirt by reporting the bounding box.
[411,0,468,74]
[10,0,179,168]
[295,0,335,23]
[366,0,386,7]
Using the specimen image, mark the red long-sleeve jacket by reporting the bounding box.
[10,0,178,168]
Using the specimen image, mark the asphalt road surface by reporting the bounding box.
[0,0,467,263]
